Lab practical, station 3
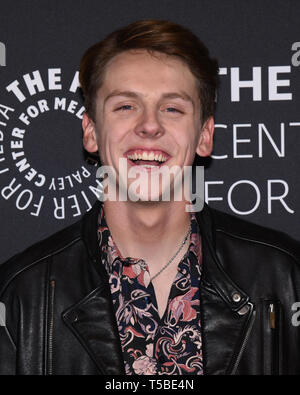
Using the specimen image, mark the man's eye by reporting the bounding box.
[165,107,182,113]
[115,105,133,111]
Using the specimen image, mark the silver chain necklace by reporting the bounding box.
[150,224,191,282]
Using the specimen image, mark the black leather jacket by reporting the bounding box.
[0,201,300,375]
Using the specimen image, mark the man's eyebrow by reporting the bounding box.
[161,92,195,108]
[103,90,195,108]
[103,90,139,106]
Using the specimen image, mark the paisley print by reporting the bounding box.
[97,207,203,375]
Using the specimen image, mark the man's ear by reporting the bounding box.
[82,112,98,153]
[196,116,215,157]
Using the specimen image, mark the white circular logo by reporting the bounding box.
[0,68,100,219]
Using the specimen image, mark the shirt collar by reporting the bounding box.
[97,206,202,277]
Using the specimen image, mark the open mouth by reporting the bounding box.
[125,149,170,168]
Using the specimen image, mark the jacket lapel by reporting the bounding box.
[200,280,255,374]
[197,205,255,375]
[62,285,125,375]
[61,201,124,375]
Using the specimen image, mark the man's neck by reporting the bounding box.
[103,199,191,268]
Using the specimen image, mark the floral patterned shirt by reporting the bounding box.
[97,206,203,375]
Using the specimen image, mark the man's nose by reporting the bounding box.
[134,108,164,138]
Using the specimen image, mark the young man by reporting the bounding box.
[0,20,300,375]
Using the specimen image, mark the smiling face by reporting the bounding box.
[82,49,214,202]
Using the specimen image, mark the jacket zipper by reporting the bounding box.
[263,301,280,375]
[47,280,55,375]
[269,303,277,374]
[229,303,256,374]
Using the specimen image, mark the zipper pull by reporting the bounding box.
[269,303,275,329]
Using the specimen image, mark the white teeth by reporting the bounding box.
[127,151,168,162]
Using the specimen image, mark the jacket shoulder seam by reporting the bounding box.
[216,228,300,265]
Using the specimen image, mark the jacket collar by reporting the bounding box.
[64,200,253,375]
[81,200,103,268]
[196,204,249,312]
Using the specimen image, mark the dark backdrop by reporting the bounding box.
[0,0,299,264]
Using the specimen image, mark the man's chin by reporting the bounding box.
[119,181,181,203]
